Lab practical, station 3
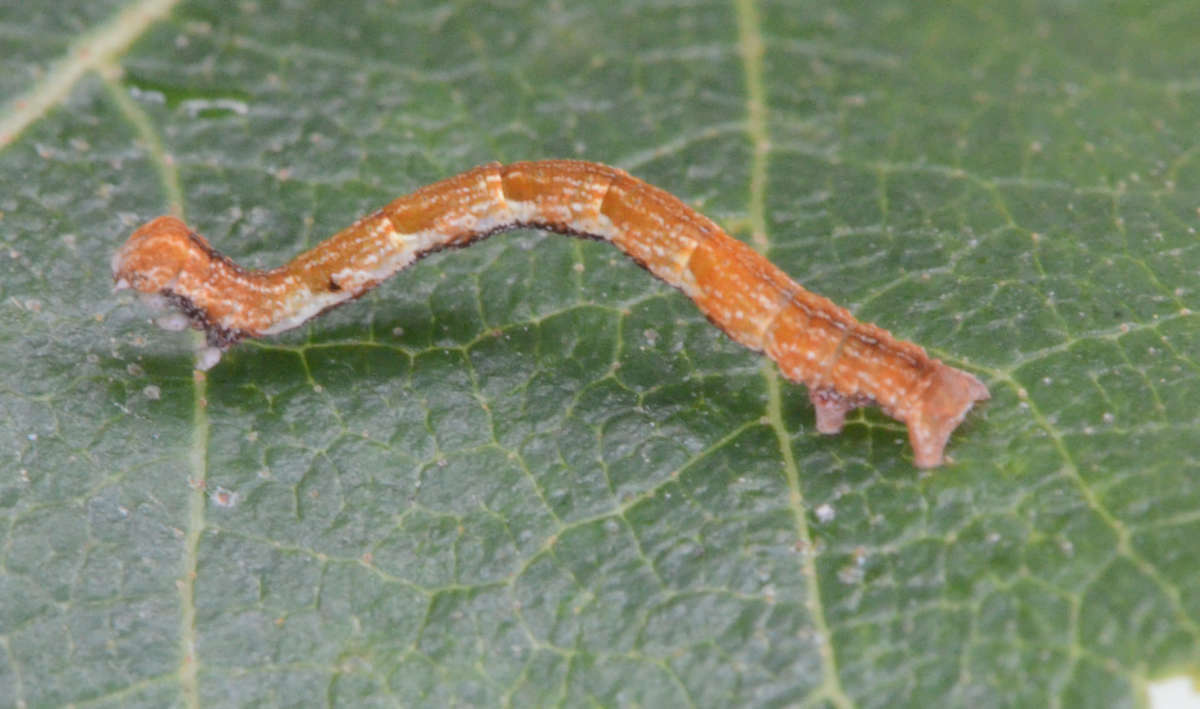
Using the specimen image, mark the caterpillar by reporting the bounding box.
[112,160,989,467]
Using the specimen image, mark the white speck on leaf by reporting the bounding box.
[1147,676,1200,709]
[815,504,835,523]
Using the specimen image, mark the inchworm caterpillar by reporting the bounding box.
[113,160,988,467]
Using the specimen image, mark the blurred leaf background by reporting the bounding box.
[1,1,1198,706]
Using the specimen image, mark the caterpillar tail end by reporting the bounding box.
[906,363,990,468]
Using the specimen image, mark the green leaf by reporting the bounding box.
[2,1,1198,706]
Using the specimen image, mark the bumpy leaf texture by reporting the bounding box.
[1,1,1198,707]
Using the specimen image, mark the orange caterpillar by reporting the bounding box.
[113,160,988,467]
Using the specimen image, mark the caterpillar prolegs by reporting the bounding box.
[112,160,989,467]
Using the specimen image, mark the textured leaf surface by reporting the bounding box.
[2,1,1198,707]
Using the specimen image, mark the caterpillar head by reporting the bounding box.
[112,216,208,293]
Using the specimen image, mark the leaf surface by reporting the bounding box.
[2,1,1198,706]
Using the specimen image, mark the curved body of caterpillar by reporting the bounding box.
[112,160,988,467]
